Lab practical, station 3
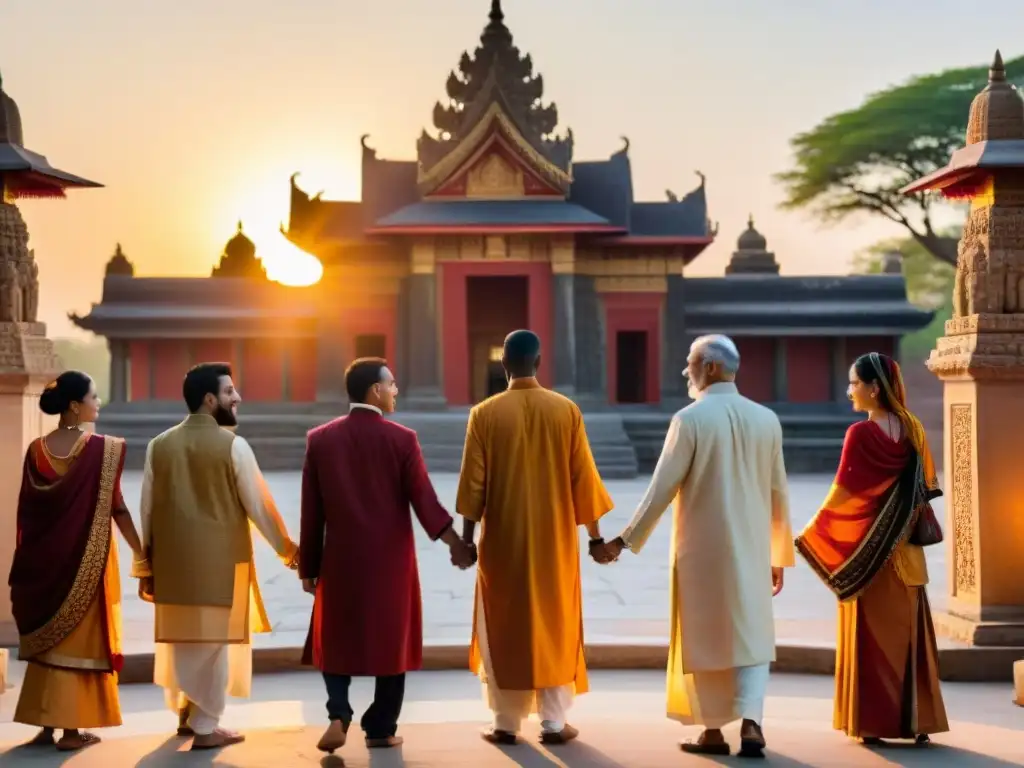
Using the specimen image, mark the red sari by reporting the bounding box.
[796,421,948,739]
[8,433,127,729]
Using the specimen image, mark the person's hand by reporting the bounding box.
[302,577,318,595]
[605,538,625,561]
[450,540,477,570]
[588,538,618,565]
[772,567,784,597]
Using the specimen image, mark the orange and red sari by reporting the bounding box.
[796,420,948,740]
[8,432,126,730]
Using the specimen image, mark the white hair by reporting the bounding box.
[689,334,740,375]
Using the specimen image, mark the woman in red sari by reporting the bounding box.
[8,371,144,752]
[796,352,948,746]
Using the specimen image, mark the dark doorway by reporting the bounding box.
[616,331,648,403]
[354,334,387,360]
[466,276,529,402]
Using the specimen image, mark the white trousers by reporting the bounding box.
[684,663,770,730]
[154,643,251,736]
[475,594,574,734]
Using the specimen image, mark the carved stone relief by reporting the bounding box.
[465,153,525,198]
[950,403,978,595]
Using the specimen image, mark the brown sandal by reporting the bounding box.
[191,728,246,751]
[681,730,731,756]
[481,727,518,745]
[56,732,101,752]
[540,724,579,745]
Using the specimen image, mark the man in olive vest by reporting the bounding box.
[135,362,299,750]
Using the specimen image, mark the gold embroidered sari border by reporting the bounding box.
[19,436,124,659]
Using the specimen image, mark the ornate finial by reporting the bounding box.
[290,172,300,186]
[990,49,1006,82]
[619,136,630,154]
[666,189,679,202]
[747,213,755,228]
[237,220,244,233]
[490,0,503,23]
[695,170,706,188]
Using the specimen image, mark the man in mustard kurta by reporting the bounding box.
[456,330,614,746]
[134,363,299,750]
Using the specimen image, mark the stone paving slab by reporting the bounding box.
[1,670,1020,767]
[114,473,951,652]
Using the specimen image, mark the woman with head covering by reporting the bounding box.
[8,371,144,752]
[796,352,949,746]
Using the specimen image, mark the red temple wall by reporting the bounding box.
[441,261,552,405]
[288,338,318,402]
[602,292,662,404]
[337,304,398,375]
[845,336,895,364]
[151,341,191,400]
[243,339,285,402]
[128,341,151,401]
[785,337,832,403]
[734,338,775,403]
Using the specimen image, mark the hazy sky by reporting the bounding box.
[2,0,1019,338]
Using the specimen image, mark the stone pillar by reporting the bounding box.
[571,273,607,409]
[773,338,788,402]
[830,337,848,403]
[108,339,128,402]
[0,202,61,647]
[660,273,689,411]
[550,238,576,396]
[403,241,446,410]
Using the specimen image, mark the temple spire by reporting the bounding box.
[991,49,1006,82]
[490,0,503,23]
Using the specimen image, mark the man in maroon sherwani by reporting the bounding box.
[299,357,475,754]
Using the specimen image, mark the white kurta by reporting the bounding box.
[620,381,795,727]
[140,434,297,734]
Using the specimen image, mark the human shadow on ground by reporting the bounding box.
[0,742,77,767]
[857,741,1023,767]
[546,741,630,767]
[133,735,251,768]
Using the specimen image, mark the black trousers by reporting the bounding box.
[323,673,406,739]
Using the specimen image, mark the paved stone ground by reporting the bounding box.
[114,472,951,653]
[1,670,1020,766]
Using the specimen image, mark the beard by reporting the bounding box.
[213,402,237,427]
[687,381,700,399]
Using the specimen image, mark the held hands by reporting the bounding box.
[772,566,784,597]
[449,538,477,570]
[302,577,318,595]
[589,537,624,565]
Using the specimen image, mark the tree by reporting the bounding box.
[852,231,956,309]
[776,53,1024,266]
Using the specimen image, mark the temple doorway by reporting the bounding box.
[466,275,529,402]
[615,330,648,403]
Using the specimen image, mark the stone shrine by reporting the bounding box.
[0,68,102,646]
[901,50,1024,700]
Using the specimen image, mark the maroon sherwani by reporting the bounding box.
[300,406,453,676]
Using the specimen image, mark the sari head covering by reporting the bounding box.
[795,352,938,601]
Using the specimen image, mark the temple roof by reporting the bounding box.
[0,68,101,198]
[683,275,932,334]
[367,200,621,234]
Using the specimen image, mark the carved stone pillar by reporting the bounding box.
[0,201,61,646]
[660,274,689,410]
[403,242,446,410]
[551,238,576,396]
[773,338,788,402]
[108,339,128,402]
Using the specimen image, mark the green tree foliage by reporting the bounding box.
[53,338,110,402]
[852,231,956,309]
[777,53,1024,266]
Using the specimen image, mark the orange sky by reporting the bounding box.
[2,0,1016,338]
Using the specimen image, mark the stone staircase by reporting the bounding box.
[97,407,640,478]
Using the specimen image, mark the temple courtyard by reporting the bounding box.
[105,472,947,651]
[1,670,1021,766]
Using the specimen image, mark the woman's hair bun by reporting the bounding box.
[38,371,92,416]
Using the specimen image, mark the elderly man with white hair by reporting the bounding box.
[605,334,794,758]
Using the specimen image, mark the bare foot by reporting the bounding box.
[317,720,349,754]
[56,731,101,752]
[191,728,245,750]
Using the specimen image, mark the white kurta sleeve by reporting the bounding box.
[231,436,299,566]
[619,413,695,553]
[770,419,796,568]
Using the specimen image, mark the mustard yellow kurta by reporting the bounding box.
[456,378,613,693]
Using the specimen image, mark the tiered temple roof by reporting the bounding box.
[284,0,713,254]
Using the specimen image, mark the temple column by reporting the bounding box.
[316,268,350,403]
[403,242,446,410]
[773,338,788,402]
[551,238,577,396]
[108,339,128,402]
[660,273,689,410]
[571,271,606,409]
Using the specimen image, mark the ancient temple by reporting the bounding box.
[70,1,932,473]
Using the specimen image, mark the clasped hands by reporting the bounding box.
[449,538,477,570]
[589,536,625,565]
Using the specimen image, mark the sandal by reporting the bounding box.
[56,731,101,752]
[681,730,731,756]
